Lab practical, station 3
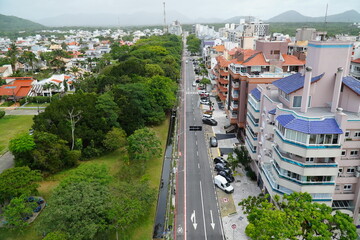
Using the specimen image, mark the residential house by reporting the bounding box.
[0,65,12,77]
[0,77,37,101]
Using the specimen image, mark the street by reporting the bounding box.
[175,41,225,240]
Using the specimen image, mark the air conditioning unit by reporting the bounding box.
[271,143,276,148]
[260,127,264,132]
[261,113,266,117]
[258,142,263,146]
[257,155,262,160]
[266,118,270,123]
[356,172,360,178]
[357,166,360,172]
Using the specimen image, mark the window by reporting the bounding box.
[273,50,280,54]
[293,96,302,107]
[350,150,359,156]
[344,184,352,191]
[345,131,350,137]
[347,167,355,173]
[335,185,340,190]
[341,150,346,156]
[355,132,360,137]
[306,157,314,162]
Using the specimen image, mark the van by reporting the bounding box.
[214,175,234,193]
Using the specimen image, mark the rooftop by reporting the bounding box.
[273,72,324,94]
[276,114,343,134]
[250,88,261,101]
[343,76,360,95]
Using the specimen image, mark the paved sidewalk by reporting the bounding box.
[0,151,14,173]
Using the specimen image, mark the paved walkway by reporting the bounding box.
[0,151,14,173]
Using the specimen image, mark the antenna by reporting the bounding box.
[163,2,167,33]
[322,3,328,41]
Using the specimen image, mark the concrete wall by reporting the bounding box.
[339,86,360,113]
[256,40,288,60]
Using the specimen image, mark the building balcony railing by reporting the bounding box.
[246,125,258,141]
[229,63,293,78]
[245,136,257,153]
[247,94,260,112]
[230,102,238,110]
[232,80,239,89]
[247,112,259,127]
[273,146,338,168]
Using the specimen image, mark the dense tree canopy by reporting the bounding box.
[239,192,358,240]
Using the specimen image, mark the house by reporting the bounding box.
[0,77,36,100]
[0,65,12,77]
[245,40,360,225]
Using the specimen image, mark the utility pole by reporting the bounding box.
[163,2,167,33]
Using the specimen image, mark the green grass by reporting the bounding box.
[0,117,170,240]
[0,115,34,155]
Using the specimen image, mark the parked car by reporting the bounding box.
[202,118,217,126]
[214,175,234,193]
[214,157,228,165]
[33,205,42,213]
[214,163,232,173]
[198,90,208,95]
[200,99,210,105]
[210,136,218,147]
[218,170,235,183]
[202,114,213,119]
[192,81,197,87]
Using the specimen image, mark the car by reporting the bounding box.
[37,199,44,205]
[202,118,217,126]
[214,157,228,165]
[210,136,218,147]
[214,175,234,193]
[214,163,232,173]
[200,99,210,105]
[192,81,197,87]
[202,113,213,119]
[218,170,235,183]
[198,90,208,95]
[186,60,188,63]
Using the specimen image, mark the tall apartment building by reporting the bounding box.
[245,41,360,224]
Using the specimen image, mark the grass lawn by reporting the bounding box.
[0,115,34,155]
[0,117,170,240]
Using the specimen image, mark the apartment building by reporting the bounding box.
[224,41,305,130]
[245,40,360,224]
[350,58,360,80]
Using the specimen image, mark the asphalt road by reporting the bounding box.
[175,40,224,240]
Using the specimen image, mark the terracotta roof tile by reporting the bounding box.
[282,54,305,66]
[352,58,360,64]
[213,45,225,52]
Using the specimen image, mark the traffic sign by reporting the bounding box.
[231,224,236,229]
[189,126,202,131]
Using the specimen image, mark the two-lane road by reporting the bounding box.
[175,43,224,240]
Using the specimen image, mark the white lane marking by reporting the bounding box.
[195,140,198,145]
[190,210,197,230]
[196,151,199,157]
[210,210,215,230]
[199,181,208,239]
[198,163,200,169]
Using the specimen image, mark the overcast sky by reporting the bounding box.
[0,0,359,21]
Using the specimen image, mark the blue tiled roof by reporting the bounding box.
[343,76,360,95]
[273,72,324,94]
[276,114,343,134]
[268,108,276,115]
[250,88,261,101]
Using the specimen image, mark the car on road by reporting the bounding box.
[202,118,217,126]
[186,60,188,63]
[200,99,210,105]
[214,163,232,173]
[218,170,235,183]
[213,157,228,165]
[198,90,208,95]
[210,136,218,147]
[192,81,197,87]
[214,175,234,193]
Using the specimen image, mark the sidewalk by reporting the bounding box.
[201,90,261,240]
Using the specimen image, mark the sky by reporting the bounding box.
[0,0,359,21]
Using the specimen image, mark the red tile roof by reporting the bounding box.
[282,54,305,66]
[213,45,225,52]
[0,80,34,97]
[51,79,62,83]
[216,56,230,68]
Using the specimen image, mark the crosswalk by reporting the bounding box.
[186,91,199,95]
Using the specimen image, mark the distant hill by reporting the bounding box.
[267,10,360,22]
[0,14,45,31]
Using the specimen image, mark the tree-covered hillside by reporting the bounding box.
[0,14,44,32]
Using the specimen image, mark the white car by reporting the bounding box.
[214,175,234,193]
[202,114,213,119]
[192,81,197,87]
[200,99,210,105]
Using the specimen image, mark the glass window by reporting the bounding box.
[344,184,352,190]
[355,132,360,137]
[309,134,316,144]
[316,134,325,144]
[324,134,332,144]
[332,134,339,144]
[293,96,302,107]
[345,131,350,137]
[347,168,355,173]
[341,150,346,156]
[350,150,359,156]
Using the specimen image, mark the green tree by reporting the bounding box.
[234,146,251,168]
[9,133,36,166]
[31,131,80,173]
[127,128,161,172]
[2,195,37,229]
[19,51,38,72]
[95,92,120,129]
[43,231,68,240]
[0,167,42,204]
[103,127,127,152]
[146,75,177,111]
[145,63,165,77]
[239,192,358,240]
[0,110,5,119]
[6,43,19,72]
[199,77,211,90]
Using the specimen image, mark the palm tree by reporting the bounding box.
[20,51,38,72]
[6,43,19,72]
[69,66,80,77]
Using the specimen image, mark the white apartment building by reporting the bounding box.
[245,41,360,225]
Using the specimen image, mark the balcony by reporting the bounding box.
[232,80,239,89]
[246,125,258,141]
[231,90,239,100]
[230,102,238,110]
[247,94,260,112]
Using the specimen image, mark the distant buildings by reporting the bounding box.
[168,21,182,36]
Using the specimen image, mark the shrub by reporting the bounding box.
[0,110,5,119]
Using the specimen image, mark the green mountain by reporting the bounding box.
[267,10,360,22]
[0,14,45,32]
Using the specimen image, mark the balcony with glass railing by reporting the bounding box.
[247,94,260,113]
